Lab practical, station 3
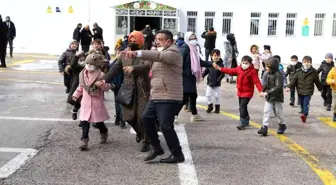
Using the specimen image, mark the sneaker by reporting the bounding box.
[190,114,204,122]
[277,124,287,134]
[300,114,307,123]
[289,102,294,106]
[257,126,268,136]
[237,119,249,130]
[326,105,331,111]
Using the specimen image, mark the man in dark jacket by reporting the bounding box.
[80,25,92,53]
[0,15,8,68]
[286,56,323,123]
[121,35,128,51]
[317,53,335,111]
[286,55,302,106]
[73,23,82,51]
[258,57,286,136]
[93,23,103,41]
[201,27,217,62]
[142,25,154,50]
[4,16,15,58]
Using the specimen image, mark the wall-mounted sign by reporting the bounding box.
[163,11,177,16]
[146,10,162,16]
[116,9,129,15]
[68,6,74,14]
[129,10,145,16]
[302,18,309,36]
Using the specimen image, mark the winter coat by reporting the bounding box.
[326,67,336,91]
[179,43,212,93]
[287,67,323,96]
[104,54,151,122]
[176,39,185,48]
[223,41,238,68]
[73,69,110,123]
[142,28,154,50]
[58,48,76,72]
[93,26,103,41]
[67,55,85,105]
[107,58,124,91]
[317,60,335,85]
[121,40,129,51]
[202,59,225,87]
[80,29,92,45]
[0,21,8,51]
[262,63,287,87]
[220,64,263,98]
[262,59,284,103]
[5,21,15,40]
[286,62,302,82]
[201,31,217,50]
[73,27,81,42]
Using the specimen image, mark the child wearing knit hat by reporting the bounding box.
[317,53,335,111]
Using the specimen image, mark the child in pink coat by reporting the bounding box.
[73,52,111,150]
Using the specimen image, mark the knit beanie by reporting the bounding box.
[325,53,333,59]
[264,45,271,50]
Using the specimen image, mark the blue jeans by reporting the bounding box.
[142,100,183,156]
[290,87,301,105]
[299,95,311,116]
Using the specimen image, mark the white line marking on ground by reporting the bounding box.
[176,124,198,185]
[0,116,113,124]
[0,148,38,179]
[129,128,163,136]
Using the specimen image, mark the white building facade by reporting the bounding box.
[1,0,336,64]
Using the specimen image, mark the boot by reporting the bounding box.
[333,113,336,122]
[289,102,294,106]
[326,104,331,111]
[100,132,108,144]
[79,139,89,150]
[277,124,287,134]
[257,126,268,136]
[140,143,150,152]
[120,121,126,128]
[72,113,77,120]
[206,104,213,113]
[114,116,121,125]
[214,105,220,113]
[136,134,142,143]
[0,64,6,68]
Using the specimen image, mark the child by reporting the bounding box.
[262,55,287,87]
[317,53,335,111]
[250,44,264,72]
[258,58,286,136]
[72,53,111,150]
[262,45,273,78]
[65,50,86,120]
[286,55,302,106]
[286,56,323,123]
[58,40,78,93]
[213,56,263,130]
[326,66,336,121]
[202,49,225,113]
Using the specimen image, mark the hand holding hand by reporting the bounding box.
[72,96,77,101]
[95,81,104,87]
[259,92,267,97]
[123,66,134,74]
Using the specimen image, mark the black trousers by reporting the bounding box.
[0,46,6,66]
[176,92,198,115]
[5,38,13,57]
[81,45,90,53]
[321,85,332,105]
[63,73,72,90]
[238,97,251,120]
[80,121,108,140]
[142,100,183,156]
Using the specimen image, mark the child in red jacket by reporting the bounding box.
[213,56,263,130]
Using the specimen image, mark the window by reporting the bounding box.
[205,11,215,29]
[332,13,336,36]
[250,12,261,35]
[285,13,297,36]
[222,12,233,35]
[116,16,128,35]
[314,13,325,36]
[187,11,197,33]
[267,13,279,36]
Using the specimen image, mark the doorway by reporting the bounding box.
[130,16,162,32]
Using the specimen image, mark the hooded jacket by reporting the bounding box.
[262,59,284,103]
[58,40,77,72]
[317,60,335,85]
[202,59,225,87]
[201,30,217,50]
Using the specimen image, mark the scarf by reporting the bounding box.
[79,69,102,95]
[188,44,202,82]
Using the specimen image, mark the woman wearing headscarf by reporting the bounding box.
[104,31,152,152]
[176,32,212,122]
[223,33,239,84]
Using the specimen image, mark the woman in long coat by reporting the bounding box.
[104,31,152,152]
[223,33,239,84]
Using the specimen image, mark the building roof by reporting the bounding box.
[111,0,177,10]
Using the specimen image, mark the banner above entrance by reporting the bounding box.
[115,0,176,11]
